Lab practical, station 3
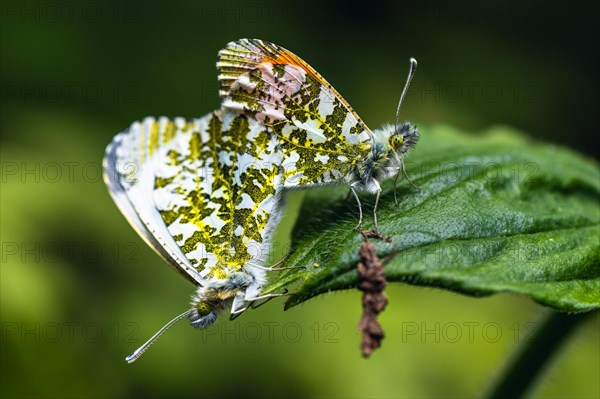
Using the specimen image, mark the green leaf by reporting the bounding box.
[265,125,600,312]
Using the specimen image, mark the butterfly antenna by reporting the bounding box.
[125,309,193,364]
[395,58,418,132]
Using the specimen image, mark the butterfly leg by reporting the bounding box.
[250,288,290,309]
[401,158,420,190]
[350,184,363,231]
[249,253,306,272]
[393,173,400,205]
[246,290,291,303]
[252,262,305,272]
[229,289,293,320]
[344,189,352,201]
[372,179,382,232]
[229,291,252,320]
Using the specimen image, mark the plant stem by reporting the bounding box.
[487,310,594,399]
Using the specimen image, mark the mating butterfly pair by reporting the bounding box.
[103,39,419,362]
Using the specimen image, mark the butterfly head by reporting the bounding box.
[389,122,419,156]
[188,270,254,328]
[189,299,218,328]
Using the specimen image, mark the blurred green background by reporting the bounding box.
[1,1,598,398]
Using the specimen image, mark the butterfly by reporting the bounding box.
[218,39,420,229]
[103,39,418,363]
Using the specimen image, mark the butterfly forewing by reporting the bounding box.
[218,39,373,188]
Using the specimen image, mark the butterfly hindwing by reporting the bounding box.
[103,117,204,284]
[103,111,283,283]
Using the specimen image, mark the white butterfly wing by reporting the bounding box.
[103,116,206,285]
[103,111,285,284]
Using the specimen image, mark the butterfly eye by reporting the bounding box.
[196,301,212,316]
[389,135,404,151]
